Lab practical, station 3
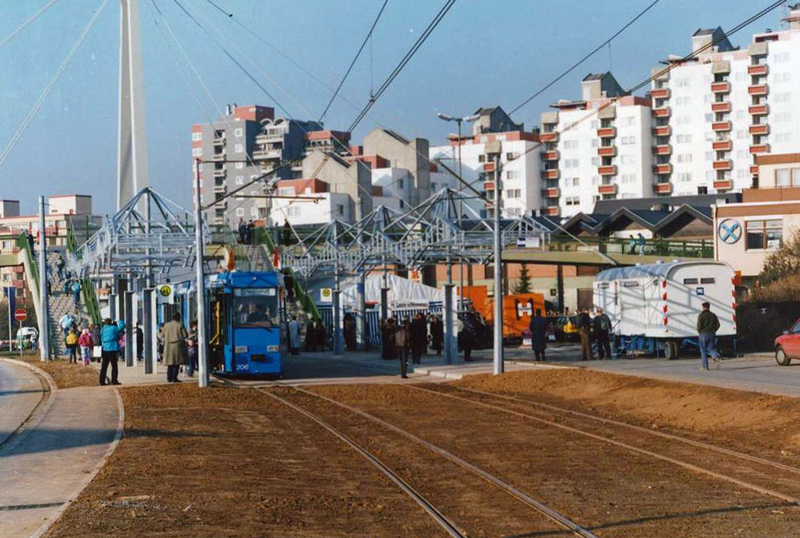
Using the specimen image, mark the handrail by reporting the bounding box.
[545,234,713,258]
[66,221,102,325]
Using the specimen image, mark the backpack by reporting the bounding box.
[66,333,78,345]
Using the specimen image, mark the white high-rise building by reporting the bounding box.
[651,5,800,196]
[540,73,654,217]
[430,106,542,218]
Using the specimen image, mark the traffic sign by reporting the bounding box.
[157,284,174,304]
[14,308,27,322]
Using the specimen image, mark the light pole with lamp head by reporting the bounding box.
[437,112,479,315]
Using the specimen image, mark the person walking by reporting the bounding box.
[288,315,301,355]
[697,301,721,371]
[65,328,79,364]
[430,315,443,355]
[59,313,74,338]
[529,308,549,362]
[462,312,480,362]
[628,234,637,255]
[637,233,646,257]
[185,322,198,377]
[99,318,124,386]
[576,309,594,361]
[394,318,410,379]
[163,312,188,383]
[55,254,65,280]
[78,327,93,366]
[593,308,612,360]
[71,280,81,307]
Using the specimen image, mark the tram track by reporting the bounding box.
[409,384,800,506]
[258,386,600,538]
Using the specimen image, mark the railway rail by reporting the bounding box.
[257,386,600,538]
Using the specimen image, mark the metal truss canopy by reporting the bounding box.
[69,187,209,280]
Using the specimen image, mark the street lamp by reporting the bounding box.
[437,112,479,315]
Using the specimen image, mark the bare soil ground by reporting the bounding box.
[17,354,98,389]
[42,368,800,537]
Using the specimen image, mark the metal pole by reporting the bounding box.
[444,245,454,365]
[194,159,209,387]
[38,196,50,362]
[333,226,343,356]
[457,119,465,313]
[143,288,153,374]
[493,151,504,375]
[124,290,134,367]
[356,272,366,351]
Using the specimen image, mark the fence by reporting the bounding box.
[546,235,713,259]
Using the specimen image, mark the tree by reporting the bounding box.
[512,263,532,294]
[759,229,800,286]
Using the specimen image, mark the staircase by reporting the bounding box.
[44,248,92,357]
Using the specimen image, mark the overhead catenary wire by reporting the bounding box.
[0,0,113,171]
[509,0,661,115]
[0,0,62,52]
[319,0,389,121]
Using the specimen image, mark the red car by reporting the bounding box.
[774,318,800,366]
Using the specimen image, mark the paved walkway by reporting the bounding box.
[90,359,199,387]
[0,360,45,449]
[0,360,122,538]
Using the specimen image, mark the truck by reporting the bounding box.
[593,261,736,359]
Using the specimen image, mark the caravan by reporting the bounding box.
[594,261,736,359]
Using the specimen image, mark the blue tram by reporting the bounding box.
[207,271,287,376]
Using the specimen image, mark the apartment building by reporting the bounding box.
[540,73,654,218]
[362,129,431,207]
[651,4,800,197]
[430,106,542,218]
[192,104,324,227]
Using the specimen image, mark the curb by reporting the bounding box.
[0,358,58,455]
[29,387,126,538]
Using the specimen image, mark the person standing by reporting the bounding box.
[304,317,316,352]
[237,219,247,244]
[529,308,549,362]
[314,319,327,351]
[135,323,144,360]
[628,234,637,255]
[462,312,480,362]
[247,220,255,245]
[65,328,79,364]
[593,308,612,360]
[185,322,198,377]
[282,218,291,246]
[697,301,721,371]
[163,312,188,383]
[288,315,301,356]
[576,309,594,361]
[394,318,410,379]
[430,315,443,355]
[91,323,102,362]
[99,318,124,386]
[410,313,427,365]
[78,327,93,366]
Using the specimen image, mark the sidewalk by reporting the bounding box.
[0,362,122,538]
[90,359,199,387]
[0,360,45,449]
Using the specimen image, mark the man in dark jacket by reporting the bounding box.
[576,309,594,361]
[529,308,548,361]
[429,315,443,355]
[592,308,612,360]
[410,313,427,364]
[697,302,721,370]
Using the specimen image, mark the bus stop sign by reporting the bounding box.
[157,284,174,304]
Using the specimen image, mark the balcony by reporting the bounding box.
[483,162,496,172]
[213,184,227,194]
[711,81,731,94]
[213,168,226,178]
[749,84,769,96]
[598,165,617,176]
[712,121,732,132]
[597,146,617,157]
[750,144,770,154]
[544,206,560,217]
[748,64,769,76]
[253,148,282,160]
[651,88,671,100]
[711,101,731,113]
[540,132,559,143]
[652,125,671,137]
[652,144,672,156]
[542,187,560,198]
[211,152,226,161]
[750,165,760,176]
[750,124,770,136]
[713,160,733,171]
[213,136,225,146]
[652,106,671,118]
[598,184,618,195]
[542,150,559,161]
[255,132,285,145]
[713,179,733,191]
[542,169,560,180]
[654,182,673,195]
[653,163,673,175]
[749,104,769,116]
[483,182,495,192]
[712,140,732,152]
[597,127,617,138]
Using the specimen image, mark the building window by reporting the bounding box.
[676,134,692,144]
[776,168,790,187]
[235,144,244,154]
[677,172,692,183]
[565,196,580,206]
[746,219,782,250]
[251,207,258,217]
[676,153,693,164]
[431,182,437,190]
[235,208,245,217]
[336,204,345,216]
[235,176,244,185]
[563,158,580,169]
[398,179,404,189]
[563,140,579,150]
[506,152,515,160]
[235,128,244,138]
[191,132,202,141]
[506,170,521,180]
[236,162,245,169]
[192,148,202,157]
[278,187,295,196]
[478,154,486,163]
[591,157,600,166]
[621,174,637,184]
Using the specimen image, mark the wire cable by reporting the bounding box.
[0,0,62,52]
[0,0,113,170]
[509,0,660,115]
[319,0,389,121]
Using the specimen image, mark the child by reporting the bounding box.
[78,328,93,366]
[65,329,79,364]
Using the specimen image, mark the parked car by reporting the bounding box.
[550,315,579,342]
[16,327,38,350]
[774,317,800,366]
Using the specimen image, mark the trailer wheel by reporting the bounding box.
[663,340,679,360]
[776,347,792,366]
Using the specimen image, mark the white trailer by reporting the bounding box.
[593,261,736,359]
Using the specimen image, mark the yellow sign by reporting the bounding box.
[157,284,174,304]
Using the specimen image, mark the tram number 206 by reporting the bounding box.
[235,363,250,372]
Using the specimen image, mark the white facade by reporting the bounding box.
[269,192,352,226]
[372,167,414,211]
[430,131,542,218]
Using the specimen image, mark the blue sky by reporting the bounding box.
[0,0,790,215]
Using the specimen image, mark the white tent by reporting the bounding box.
[341,274,444,310]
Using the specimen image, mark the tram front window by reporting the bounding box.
[234,288,280,328]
